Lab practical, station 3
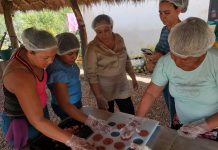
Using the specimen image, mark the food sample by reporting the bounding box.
[92,134,103,142]
[114,142,125,149]
[116,123,126,129]
[138,129,149,137]
[121,135,132,141]
[102,138,113,145]
[96,146,106,150]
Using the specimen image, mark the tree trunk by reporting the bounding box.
[1,0,18,49]
[69,0,88,60]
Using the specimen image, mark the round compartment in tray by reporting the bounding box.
[132,137,144,145]
[96,145,106,150]
[92,133,104,142]
[114,141,125,149]
[116,123,126,129]
[102,137,113,145]
[111,131,120,137]
[138,129,149,137]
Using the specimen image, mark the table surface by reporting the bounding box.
[81,107,218,150]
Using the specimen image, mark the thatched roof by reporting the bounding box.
[0,0,146,13]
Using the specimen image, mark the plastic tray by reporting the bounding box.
[87,112,159,150]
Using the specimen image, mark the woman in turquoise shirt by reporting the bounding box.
[137,17,218,141]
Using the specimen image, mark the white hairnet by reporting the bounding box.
[168,17,215,58]
[56,32,80,56]
[21,27,57,51]
[92,14,113,29]
[160,0,189,13]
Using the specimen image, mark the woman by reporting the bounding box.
[47,32,84,121]
[1,27,94,150]
[137,17,218,140]
[84,14,138,114]
[47,32,111,133]
[145,0,188,127]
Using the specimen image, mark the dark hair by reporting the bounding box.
[92,14,113,29]
[56,32,80,55]
[160,0,178,10]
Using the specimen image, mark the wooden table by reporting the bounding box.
[81,107,218,150]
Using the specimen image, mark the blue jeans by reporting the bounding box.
[51,100,82,121]
[163,83,176,127]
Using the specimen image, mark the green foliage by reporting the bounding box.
[13,8,72,37]
[0,7,79,48]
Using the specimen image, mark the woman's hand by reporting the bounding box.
[132,78,138,90]
[144,52,162,63]
[145,62,156,73]
[144,52,162,73]
[65,134,94,150]
[130,143,151,150]
[85,115,112,134]
[96,95,108,110]
[177,119,210,139]
[120,117,143,140]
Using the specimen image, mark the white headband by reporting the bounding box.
[94,24,112,30]
[57,48,79,56]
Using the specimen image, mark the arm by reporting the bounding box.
[126,55,138,90]
[144,26,168,72]
[206,113,218,129]
[89,83,108,110]
[84,45,108,110]
[120,82,164,140]
[144,52,163,73]
[178,112,218,139]
[52,83,88,123]
[136,82,164,117]
[4,70,71,143]
[53,83,111,133]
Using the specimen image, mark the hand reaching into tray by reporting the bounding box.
[65,134,94,150]
[120,116,143,140]
[130,143,152,150]
[85,115,112,134]
[177,118,210,139]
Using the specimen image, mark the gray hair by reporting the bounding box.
[169,17,215,57]
[92,14,113,29]
[56,32,80,56]
[21,27,57,51]
[160,0,189,13]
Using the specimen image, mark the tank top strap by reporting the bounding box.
[13,48,44,81]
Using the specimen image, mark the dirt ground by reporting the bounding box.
[0,73,169,150]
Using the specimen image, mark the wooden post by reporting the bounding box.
[1,0,19,49]
[69,0,87,59]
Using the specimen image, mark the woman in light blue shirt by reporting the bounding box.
[47,33,82,120]
[137,17,218,141]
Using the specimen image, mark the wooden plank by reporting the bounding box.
[1,0,18,49]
